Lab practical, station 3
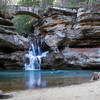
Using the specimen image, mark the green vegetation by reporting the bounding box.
[18,0,40,6]
[12,0,41,36]
[12,0,54,36]
[12,15,36,36]
[18,0,54,7]
[69,0,87,5]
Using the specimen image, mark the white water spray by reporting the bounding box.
[24,39,48,70]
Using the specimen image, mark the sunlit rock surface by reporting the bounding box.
[0,14,29,70]
[34,6,100,69]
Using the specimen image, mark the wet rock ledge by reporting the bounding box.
[0,12,29,70]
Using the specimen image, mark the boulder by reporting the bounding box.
[45,34,62,47]
[91,72,100,80]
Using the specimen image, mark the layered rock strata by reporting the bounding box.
[34,6,100,69]
[0,13,29,70]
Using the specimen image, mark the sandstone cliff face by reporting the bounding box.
[35,6,100,69]
[0,12,29,70]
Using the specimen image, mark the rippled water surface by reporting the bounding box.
[0,70,95,92]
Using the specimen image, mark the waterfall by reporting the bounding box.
[24,39,48,70]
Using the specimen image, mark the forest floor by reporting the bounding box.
[8,80,100,100]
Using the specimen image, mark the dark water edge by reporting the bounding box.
[0,69,99,92]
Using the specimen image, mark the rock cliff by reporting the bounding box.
[34,5,100,70]
[0,12,29,70]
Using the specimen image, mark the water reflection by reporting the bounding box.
[25,71,46,89]
[0,70,93,92]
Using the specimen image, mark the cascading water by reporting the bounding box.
[24,39,48,70]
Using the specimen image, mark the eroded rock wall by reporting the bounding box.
[35,6,100,69]
[0,13,29,70]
